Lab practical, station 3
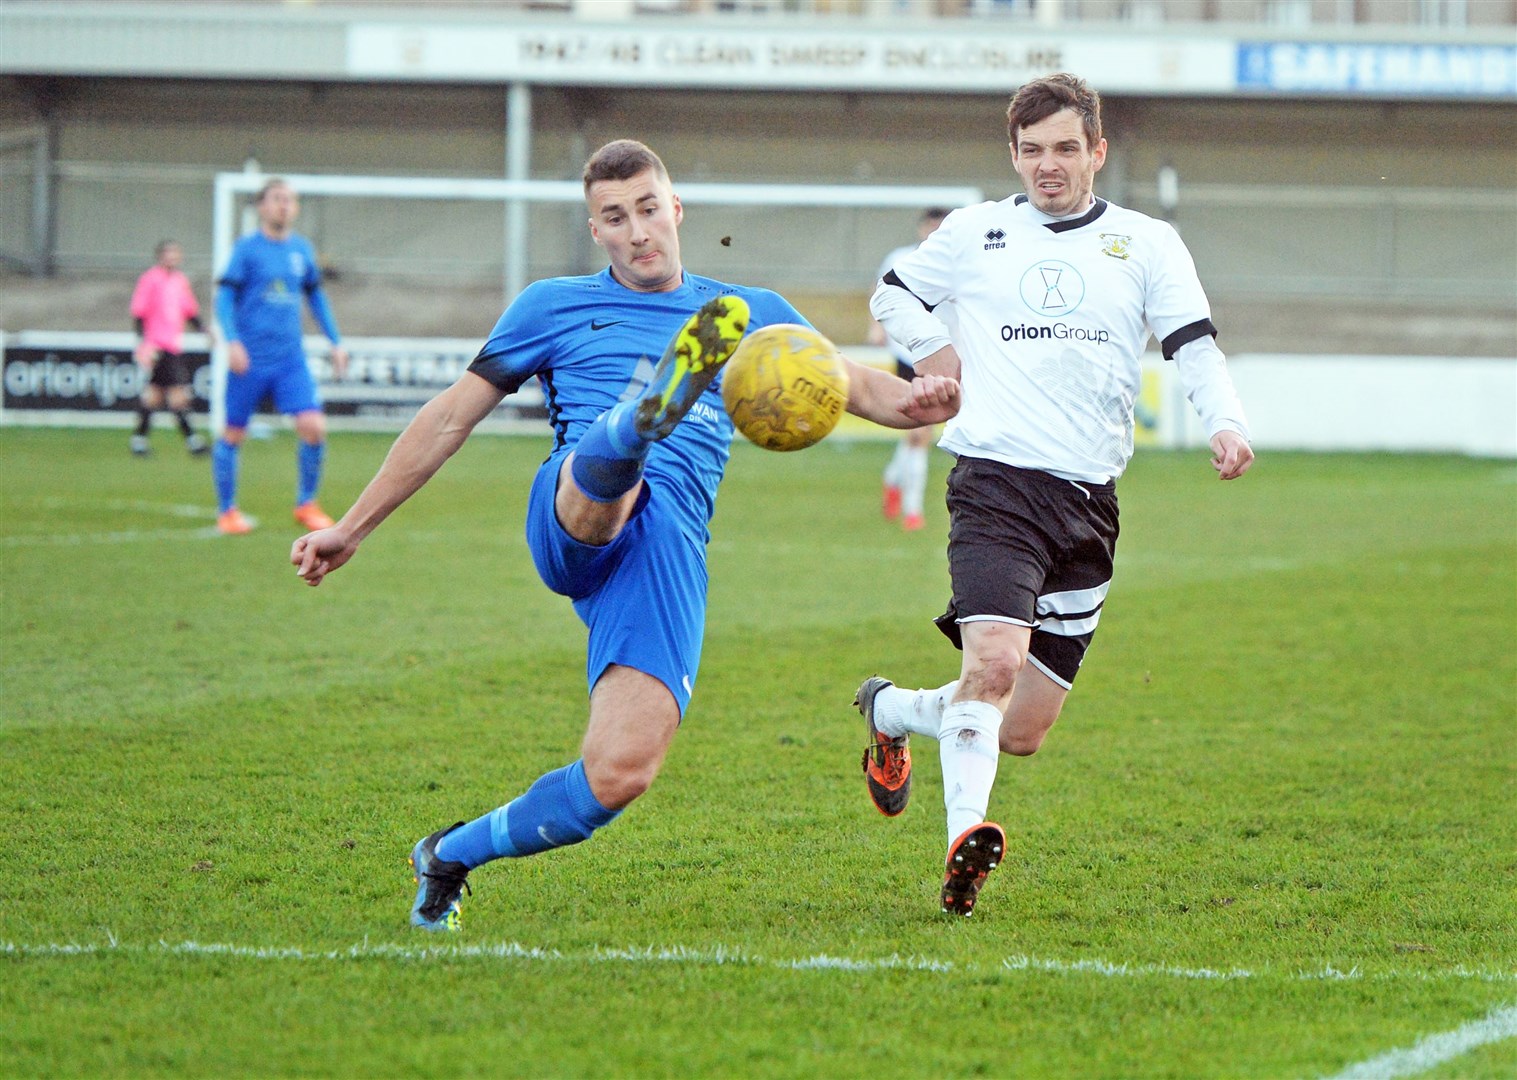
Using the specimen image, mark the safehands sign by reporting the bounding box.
[1237,41,1516,97]
[346,24,1235,94]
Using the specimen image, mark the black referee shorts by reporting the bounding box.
[935,456,1119,689]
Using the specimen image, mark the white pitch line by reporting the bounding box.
[0,524,228,547]
[3,939,1513,987]
[5,940,1514,1075]
[1322,1002,1517,1080]
[0,499,239,546]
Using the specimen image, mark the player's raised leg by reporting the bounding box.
[857,676,912,816]
[854,676,961,815]
[632,294,750,442]
[567,294,749,509]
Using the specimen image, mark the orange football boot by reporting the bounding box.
[856,676,911,816]
[941,822,1006,917]
[217,508,254,535]
[292,502,335,530]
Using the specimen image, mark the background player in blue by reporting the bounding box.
[213,178,350,535]
[289,139,961,932]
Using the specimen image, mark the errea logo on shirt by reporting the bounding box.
[984,228,1006,250]
[1019,260,1085,316]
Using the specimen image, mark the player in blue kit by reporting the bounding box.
[289,139,961,932]
[213,178,349,535]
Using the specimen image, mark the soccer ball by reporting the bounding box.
[721,324,850,452]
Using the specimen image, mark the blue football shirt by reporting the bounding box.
[217,232,331,366]
[469,268,809,540]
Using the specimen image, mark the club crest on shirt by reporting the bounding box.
[1099,233,1133,260]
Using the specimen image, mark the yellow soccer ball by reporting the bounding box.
[721,324,850,452]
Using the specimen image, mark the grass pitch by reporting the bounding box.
[2,427,1514,1078]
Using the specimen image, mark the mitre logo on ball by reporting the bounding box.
[721,323,850,452]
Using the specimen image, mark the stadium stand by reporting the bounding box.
[0,0,1512,356]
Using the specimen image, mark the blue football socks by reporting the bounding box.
[296,440,325,506]
[434,760,621,869]
[570,402,649,503]
[212,439,239,513]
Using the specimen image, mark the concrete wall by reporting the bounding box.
[1168,354,1517,457]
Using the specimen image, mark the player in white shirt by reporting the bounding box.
[855,72,1254,917]
[869,207,948,530]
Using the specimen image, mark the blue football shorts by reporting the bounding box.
[525,453,707,716]
[223,357,321,428]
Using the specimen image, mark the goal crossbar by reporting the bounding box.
[209,170,983,433]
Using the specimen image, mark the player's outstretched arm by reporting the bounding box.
[1210,429,1254,480]
[842,357,960,430]
[291,372,506,586]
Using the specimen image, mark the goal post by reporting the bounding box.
[209,170,983,435]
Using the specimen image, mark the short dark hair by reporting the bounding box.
[1006,73,1102,149]
[154,239,179,259]
[582,140,671,193]
[920,207,950,225]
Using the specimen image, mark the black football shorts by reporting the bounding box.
[935,455,1119,689]
[147,350,193,389]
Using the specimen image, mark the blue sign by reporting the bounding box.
[1238,42,1516,97]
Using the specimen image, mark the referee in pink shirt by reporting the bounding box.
[129,239,212,456]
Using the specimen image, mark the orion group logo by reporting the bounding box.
[1018,260,1084,316]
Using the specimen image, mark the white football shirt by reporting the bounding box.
[874,242,918,367]
[873,194,1249,483]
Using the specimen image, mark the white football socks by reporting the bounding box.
[901,444,930,517]
[870,681,959,739]
[883,440,908,489]
[939,700,1003,843]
